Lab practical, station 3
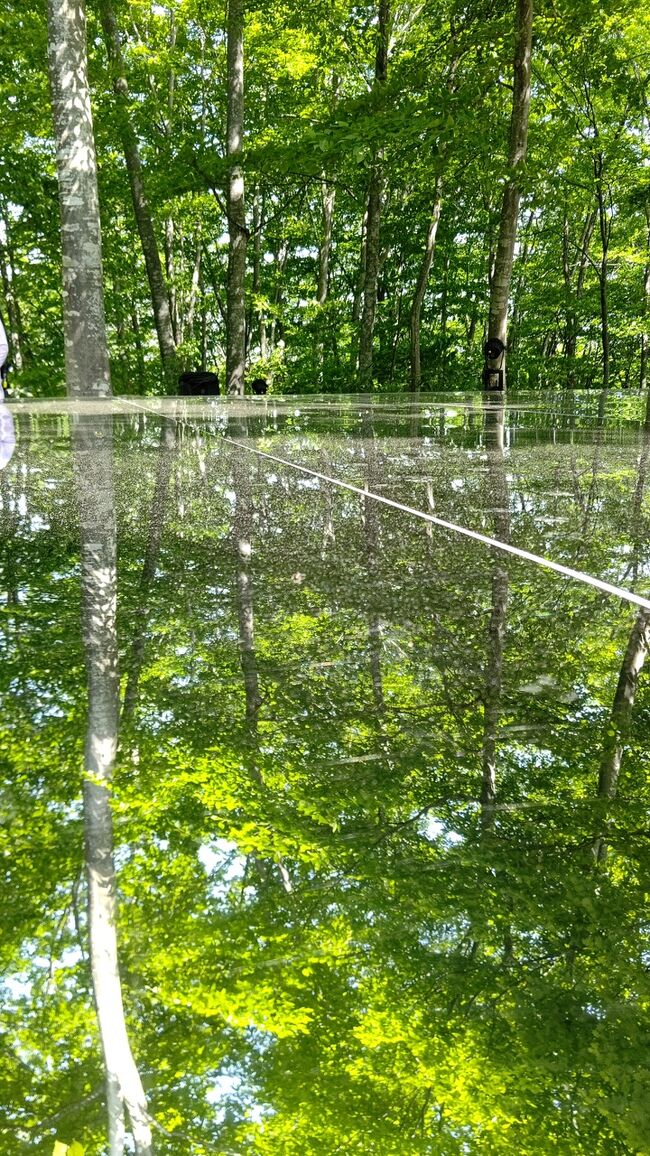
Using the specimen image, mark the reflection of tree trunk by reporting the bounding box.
[230,430,292,892]
[320,453,336,555]
[122,419,177,725]
[73,415,152,1156]
[594,608,650,860]
[362,426,385,713]
[480,401,510,830]
[231,424,262,730]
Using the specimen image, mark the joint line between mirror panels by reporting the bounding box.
[121,400,650,613]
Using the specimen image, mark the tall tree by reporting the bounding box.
[357,0,389,390]
[47,0,110,397]
[99,0,178,389]
[226,0,247,395]
[483,0,533,390]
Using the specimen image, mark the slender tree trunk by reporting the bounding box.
[73,414,152,1155]
[226,0,247,395]
[349,210,368,374]
[99,0,177,388]
[640,207,650,390]
[318,182,335,306]
[130,301,146,382]
[47,0,111,397]
[564,209,596,379]
[247,187,261,357]
[163,10,178,345]
[594,156,611,390]
[410,179,442,392]
[269,239,288,353]
[164,218,177,344]
[185,229,202,342]
[357,0,389,390]
[483,0,533,390]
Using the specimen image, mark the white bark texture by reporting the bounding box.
[47,0,111,397]
[226,0,247,395]
[74,413,153,1155]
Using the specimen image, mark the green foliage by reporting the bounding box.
[1,0,649,394]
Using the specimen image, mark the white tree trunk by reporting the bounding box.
[47,0,111,397]
[226,0,247,395]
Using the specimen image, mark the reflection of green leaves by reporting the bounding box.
[2,411,650,1152]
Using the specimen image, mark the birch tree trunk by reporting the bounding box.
[357,0,389,390]
[409,179,442,392]
[483,0,533,391]
[226,0,247,395]
[99,0,177,388]
[47,0,110,398]
[73,414,152,1155]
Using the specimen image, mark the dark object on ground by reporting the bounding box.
[178,370,220,396]
[250,377,268,395]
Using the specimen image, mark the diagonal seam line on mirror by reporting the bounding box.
[219,436,650,612]
[119,400,650,613]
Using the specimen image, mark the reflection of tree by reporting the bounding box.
[480,399,511,830]
[595,414,650,859]
[122,418,178,726]
[73,414,152,1155]
[232,445,263,733]
[362,425,385,715]
[4,404,650,1152]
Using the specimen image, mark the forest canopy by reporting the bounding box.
[0,0,649,394]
